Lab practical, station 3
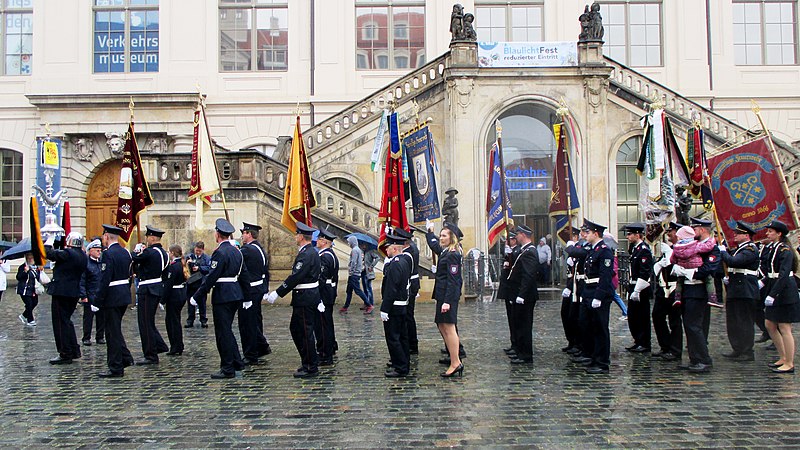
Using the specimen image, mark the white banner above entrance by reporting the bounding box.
[477,42,578,68]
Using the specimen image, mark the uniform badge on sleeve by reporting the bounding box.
[100,263,106,271]
[295,262,303,270]
[450,264,459,275]
[211,261,218,269]
[604,259,611,267]
[709,255,716,262]
[642,257,647,263]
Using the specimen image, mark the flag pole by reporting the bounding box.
[557,99,572,238]
[752,100,800,228]
[129,97,143,245]
[200,99,230,221]
[496,120,509,239]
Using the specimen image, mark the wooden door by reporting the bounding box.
[85,160,121,239]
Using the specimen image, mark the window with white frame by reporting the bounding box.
[2,0,33,76]
[733,0,796,65]
[356,0,425,70]
[475,2,543,42]
[219,0,288,72]
[616,136,642,248]
[93,0,159,73]
[599,1,662,67]
[0,149,23,243]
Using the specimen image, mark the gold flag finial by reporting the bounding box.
[495,119,502,139]
[751,99,761,115]
[129,96,135,121]
[556,97,570,119]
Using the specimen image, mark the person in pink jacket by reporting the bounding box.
[670,226,717,307]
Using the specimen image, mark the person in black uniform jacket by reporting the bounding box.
[560,228,580,353]
[762,220,800,373]
[316,227,339,366]
[131,225,170,365]
[190,219,248,379]
[381,231,413,377]
[185,242,211,328]
[581,219,616,374]
[505,225,540,364]
[267,222,323,378]
[670,217,720,373]
[44,231,89,365]
[79,239,105,345]
[624,223,653,353]
[499,231,520,355]
[425,220,464,377]
[162,244,188,356]
[566,224,592,363]
[755,240,773,344]
[238,222,272,365]
[394,228,421,355]
[94,224,135,377]
[719,221,760,361]
[651,222,683,361]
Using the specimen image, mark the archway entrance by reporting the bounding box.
[85,160,121,239]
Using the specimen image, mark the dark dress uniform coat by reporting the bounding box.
[764,243,800,323]
[161,258,187,354]
[652,242,683,358]
[721,240,759,356]
[506,242,540,361]
[627,240,654,350]
[45,245,89,360]
[239,240,271,361]
[381,253,412,374]
[401,242,421,353]
[132,244,170,361]
[581,240,615,370]
[426,231,462,324]
[94,242,134,374]
[499,244,521,351]
[316,247,339,362]
[677,241,720,366]
[565,241,591,356]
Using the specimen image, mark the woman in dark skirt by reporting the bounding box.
[763,220,800,373]
[162,245,189,356]
[425,221,464,377]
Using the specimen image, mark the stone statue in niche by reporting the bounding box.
[70,136,94,161]
[105,131,125,158]
[442,187,459,226]
[449,4,477,43]
[579,2,604,42]
[675,186,693,225]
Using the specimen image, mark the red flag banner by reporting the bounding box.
[378,112,409,254]
[115,122,153,242]
[61,200,71,236]
[281,116,316,232]
[707,137,796,242]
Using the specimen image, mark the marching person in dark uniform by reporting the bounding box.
[651,222,682,361]
[381,231,413,377]
[162,244,188,356]
[266,222,323,378]
[756,239,774,344]
[762,220,800,373]
[581,219,616,374]
[624,222,653,353]
[44,231,89,365]
[190,219,248,379]
[79,239,105,346]
[316,227,339,366]
[94,224,134,377]
[499,231,520,356]
[671,217,720,373]
[131,225,170,365]
[394,227,421,355]
[560,228,580,353]
[239,222,272,365]
[719,221,759,361]
[185,241,211,328]
[567,223,592,363]
[505,225,539,364]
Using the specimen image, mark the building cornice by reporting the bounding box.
[26,93,200,108]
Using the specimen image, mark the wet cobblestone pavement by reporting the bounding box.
[1,291,800,448]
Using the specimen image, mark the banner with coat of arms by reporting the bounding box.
[402,125,440,224]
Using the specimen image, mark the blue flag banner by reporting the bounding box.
[35,138,63,224]
[487,142,513,246]
[403,125,441,223]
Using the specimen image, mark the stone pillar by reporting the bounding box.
[448,41,477,68]
[578,40,605,67]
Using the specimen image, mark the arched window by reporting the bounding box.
[616,136,642,248]
[0,149,23,242]
[327,177,363,200]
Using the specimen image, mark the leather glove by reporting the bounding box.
[380,311,389,322]
[630,291,640,301]
[758,279,765,290]
[426,219,434,232]
[515,297,524,304]
[718,245,727,252]
[591,299,601,308]
[189,297,197,307]
[266,291,279,304]
[562,288,571,298]
[243,301,253,310]
[765,296,775,307]
[317,302,326,313]
[90,305,100,313]
[723,276,729,285]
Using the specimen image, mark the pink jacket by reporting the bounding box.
[671,237,716,269]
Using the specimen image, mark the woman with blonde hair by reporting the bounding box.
[425,220,464,377]
[763,220,800,373]
[162,244,189,355]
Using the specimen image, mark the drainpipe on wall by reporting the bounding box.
[705,0,714,93]
[310,0,316,126]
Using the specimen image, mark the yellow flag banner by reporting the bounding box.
[281,116,316,232]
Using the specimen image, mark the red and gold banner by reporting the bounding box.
[281,116,316,232]
[378,111,409,254]
[115,122,153,242]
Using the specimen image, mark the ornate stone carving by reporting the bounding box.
[70,136,95,161]
[583,77,609,113]
[449,4,477,43]
[450,78,474,112]
[579,2,604,43]
[144,136,169,154]
[105,131,125,158]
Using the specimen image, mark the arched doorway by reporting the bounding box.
[85,160,121,239]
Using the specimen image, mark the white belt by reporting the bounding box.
[325,280,337,287]
[410,274,419,280]
[393,300,408,306]
[585,278,599,284]
[575,274,586,280]
[767,272,793,279]
[109,279,129,287]
[249,279,264,287]
[295,282,319,290]
[217,277,238,283]
[729,268,758,276]
[172,284,185,289]
[684,279,703,285]
[139,277,162,286]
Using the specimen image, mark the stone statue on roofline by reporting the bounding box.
[450,4,477,43]
[579,2,604,42]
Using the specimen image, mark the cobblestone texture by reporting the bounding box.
[1,292,799,448]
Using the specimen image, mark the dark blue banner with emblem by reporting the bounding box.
[402,125,440,224]
[35,137,63,224]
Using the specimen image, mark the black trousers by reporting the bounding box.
[253,298,271,354]
[384,305,409,373]
[627,287,652,349]
[511,299,536,360]
[238,296,263,360]
[51,295,80,359]
[104,305,133,374]
[568,294,582,350]
[213,301,244,375]
[505,297,516,349]
[586,297,611,370]
[560,294,578,347]
[407,286,419,352]
[683,296,712,365]
[652,287,683,356]
[726,297,755,356]
[21,294,38,322]
[186,282,208,324]
[290,305,319,372]
[314,302,336,361]
[164,299,185,353]
[82,302,105,342]
[755,287,768,336]
[578,298,594,358]
[137,293,168,361]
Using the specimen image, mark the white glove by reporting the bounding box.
[266,291,279,304]
[380,311,389,322]
[134,243,145,253]
[765,296,775,307]
[591,299,601,308]
[431,264,437,274]
[504,246,512,255]
[723,276,729,285]
[317,302,326,313]
[90,305,100,313]
[562,288,571,298]
[159,303,165,311]
[189,297,197,307]
[653,263,663,277]
[630,291,640,301]
[718,245,726,252]
[426,219,434,232]
[515,297,525,304]
[634,278,650,292]
[567,257,575,267]
[671,265,687,277]
[44,234,55,246]
[758,279,765,289]
[243,301,253,310]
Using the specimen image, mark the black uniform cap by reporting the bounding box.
[240,222,262,233]
[507,230,517,239]
[667,222,681,232]
[318,227,337,241]
[102,224,123,236]
[690,216,712,228]
[443,222,463,239]
[516,224,533,236]
[385,232,406,246]
[295,222,317,236]
[766,220,789,235]
[393,228,413,240]
[145,225,165,237]
[733,221,756,235]
[583,219,606,235]
[215,218,236,236]
[624,222,646,234]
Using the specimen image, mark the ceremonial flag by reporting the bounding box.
[188,102,222,229]
[370,109,389,172]
[487,142,514,247]
[635,110,685,224]
[61,201,71,236]
[403,124,440,223]
[378,112,409,253]
[707,137,796,242]
[29,197,46,266]
[548,124,580,244]
[686,126,714,209]
[115,122,153,242]
[281,116,316,233]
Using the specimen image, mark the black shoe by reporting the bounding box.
[506,352,518,359]
[184,323,193,328]
[585,366,609,374]
[135,359,158,366]
[731,354,754,362]
[440,364,464,378]
[319,359,334,366]
[561,345,573,353]
[96,339,106,345]
[651,351,666,358]
[166,351,183,356]
[243,357,263,365]
[661,353,679,361]
[49,356,73,365]
[772,366,795,374]
[755,334,770,343]
[97,371,123,378]
[503,346,514,353]
[259,346,272,357]
[571,356,591,364]
[510,358,533,364]
[385,369,408,378]
[722,352,741,359]
[768,361,783,368]
[629,345,651,353]
[200,323,209,328]
[438,358,452,365]
[625,344,637,351]
[210,371,235,379]
[293,368,318,378]
[579,359,594,366]
[123,360,134,368]
[566,347,581,355]
[82,339,92,346]
[688,363,711,373]
[678,363,691,370]
[440,348,449,354]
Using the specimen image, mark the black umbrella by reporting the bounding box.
[2,238,32,261]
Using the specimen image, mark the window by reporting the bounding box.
[219,0,288,72]
[1,0,33,76]
[616,136,642,248]
[356,1,425,70]
[475,2,543,42]
[327,178,363,200]
[0,149,22,243]
[734,1,796,65]
[599,1,662,67]
[93,0,159,73]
